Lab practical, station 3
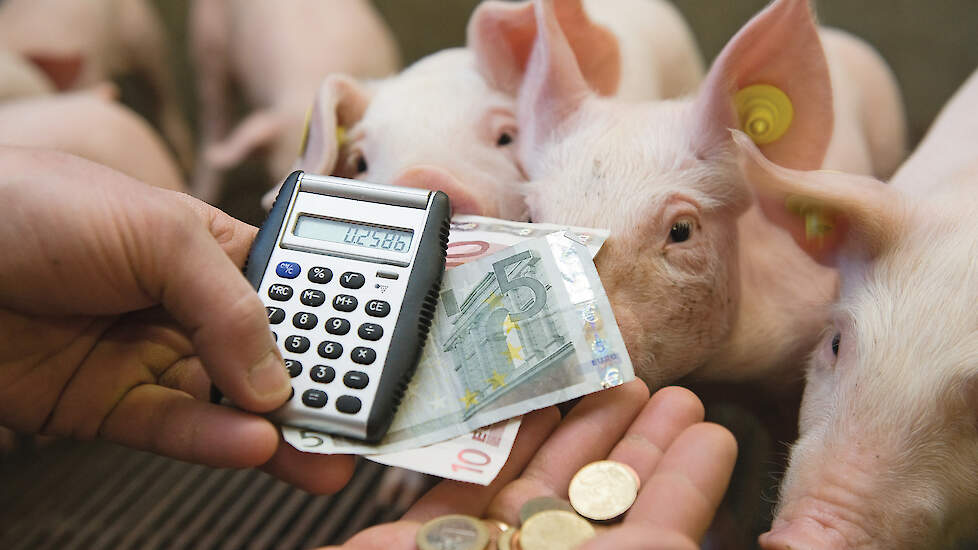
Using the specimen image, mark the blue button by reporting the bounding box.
[276,261,301,279]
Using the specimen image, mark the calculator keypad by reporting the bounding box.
[261,251,406,437]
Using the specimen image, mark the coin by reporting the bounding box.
[518,510,595,550]
[497,526,518,550]
[518,496,577,525]
[416,514,490,550]
[568,460,640,521]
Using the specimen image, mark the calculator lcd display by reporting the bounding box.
[294,214,414,253]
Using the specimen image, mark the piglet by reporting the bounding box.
[277,0,704,216]
[0,88,185,192]
[514,0,907,390]
[192,0,401,202]
[738,68,978,550]
[0,0,194,171]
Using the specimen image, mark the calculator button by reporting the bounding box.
[266,307,286,324]
[268,284,293,301]
[340,271,366,289]
[310,364,335,384]
[293,312,318,330]
[300,289,326,307]
[333,294,358,312]
[351,346,376,365]
[276,261,301,279]
[284,335,310,353]
[302,389,328,408]
[358,323,383,341]
[284,359,302,378]
[325,317,351,335]
[271,332,278,342]
[343,371,369,389]
[308,266,333,284]
[336,395,362,414]
[365,300,391,317]
[317,340,343,359]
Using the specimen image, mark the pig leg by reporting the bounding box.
[189,0,231,203]
[117,0,195,175]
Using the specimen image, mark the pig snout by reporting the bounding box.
[390,165,484,216]
[760,517,853,550]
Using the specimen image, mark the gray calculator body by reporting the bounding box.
[247,171,450,442]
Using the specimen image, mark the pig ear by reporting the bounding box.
[733,131,904,264]
[694,0,832,169]
[296,75,371,174]
[468,0,620,96]
[516,0,594,152]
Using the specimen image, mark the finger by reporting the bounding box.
[260,440,355,495]
[606,386,705,483]
[579,524,697,550]
[145,192,289,412]
[401,406,561,522]
[325,520,421,550]
[625,422,738,542]
[485,380,650,525]
[98,383,280,468]
[170,192,259,266]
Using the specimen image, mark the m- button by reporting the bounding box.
[365,300,390,317]
[300,289,326,307]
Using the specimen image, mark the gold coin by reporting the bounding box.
[568,460,639,521]
[416,514,490,550]
[518,496,576,525]
[497,526,518,550]
[518,510,596,550]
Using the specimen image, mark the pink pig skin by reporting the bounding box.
[0,88,185,193]
[191,0,400,203]
[0,0,194,173]
[0,50,55,101]
[514,0,906,393]
[742,69,978,550]
[278,0,703,216]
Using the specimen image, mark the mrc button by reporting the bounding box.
[268,284,293,301]
[276,261,301,279]
[365,300,390,317]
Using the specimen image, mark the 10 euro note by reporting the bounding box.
[283,231,633,458]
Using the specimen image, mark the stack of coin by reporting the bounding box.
[416,460,640,550]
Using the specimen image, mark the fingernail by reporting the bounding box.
[249,349,290,400]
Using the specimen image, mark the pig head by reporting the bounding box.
[738,71,978,550]
[514,0,909,388]
[272,0,703,217]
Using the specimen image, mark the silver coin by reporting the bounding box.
[416,514,490,550]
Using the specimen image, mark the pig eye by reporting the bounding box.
[496,131,514,147]
[831,332,841,356]
[668,219,695,243]
[354,154,368,174]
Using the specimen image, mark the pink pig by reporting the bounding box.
[739,69,978,550]
[0,50,54,101]
[0,0,194,172]
[279,0,703,215]
[513,0,907,390]
[192,0,401,202]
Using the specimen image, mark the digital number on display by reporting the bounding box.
[294,214,413,252]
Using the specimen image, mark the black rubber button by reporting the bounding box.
[336,395,362,414]
[333,294,358,312]
[308,266,333,284]
[351,346,376,365]
[365,299,390,317]
[325,317,351,335]
[300,289,326,307]
[310,364,335,384]
[358,323,383,341]
[340,271,366,289]
[271,331,278,342]
[268,284,293,301]
[343,371,369,389]
[266,307,286,324]
[302,389,328,408]
[284,359,302,378]
[317,340,343,359]
[292,311,318,330]
[284,335,310,353]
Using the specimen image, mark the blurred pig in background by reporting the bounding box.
[743,69,978,550]
[515,0,906,392]
[276,0,704,217]
[0,0,194,172]
[0,50,55,101]
[192,0,401,203]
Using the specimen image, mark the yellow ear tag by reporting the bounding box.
[785,194,834,246]
[335,125,347,148]
[735,84,794,145]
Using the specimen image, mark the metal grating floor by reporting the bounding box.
[0,439,436,549]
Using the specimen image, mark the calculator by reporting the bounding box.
[246,171,450,442]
